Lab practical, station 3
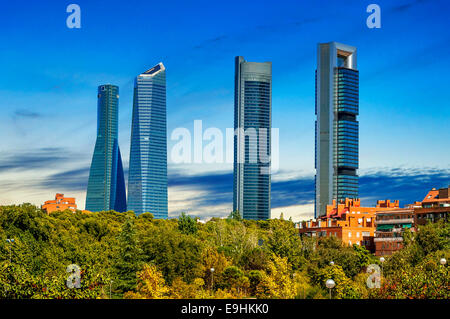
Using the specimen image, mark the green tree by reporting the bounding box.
[309,264,361,299]
[141,225,204,284]
[228,210,242,221]
[216,266,249,295]
[178,212,198,235]
[113,217,142,293]
[248,270,263,296]
[266,219,304,270]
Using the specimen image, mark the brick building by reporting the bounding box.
[373,186,450,256]
[42,193,77,214]
[298,198,400,252]
[414,186,450,225]
[374,208,414,256]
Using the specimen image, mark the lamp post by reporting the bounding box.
[440,258,447,266]
[6,239,14,263]
[210,268,215,290]
[109,280,113,299]
[325,279,335,299]
[379,257,385,279]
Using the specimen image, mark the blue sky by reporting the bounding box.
[0,0,449,220]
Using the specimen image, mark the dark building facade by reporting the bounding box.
[86,84,126,213]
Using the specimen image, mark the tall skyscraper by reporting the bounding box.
[128,63,168,218]
[233,56,272,220]
[86,84,127,213]
[315,42,359,218]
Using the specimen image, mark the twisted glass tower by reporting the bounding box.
[86,84,127,213]
[315,42,359,217]
[128,63,168,218]
[233,56,272,220]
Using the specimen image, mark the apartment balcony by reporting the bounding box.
[374,237,403,242]
[375,229,402,235]
[375,218,413,225]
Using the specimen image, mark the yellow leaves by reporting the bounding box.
[201,246,230,285]
[213,288,235,299]
[256,255,296,299]
[125,264,169,299]
[293,271,313,299]
[169,277,215,299]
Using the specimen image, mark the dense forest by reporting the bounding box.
[0,204,448,299]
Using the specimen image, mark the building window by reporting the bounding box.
[348,231,351,238]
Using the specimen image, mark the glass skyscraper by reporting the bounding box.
[315,42,359,218]
[127,63,168,218]
[86,84,127,213]
[233,56,272,220]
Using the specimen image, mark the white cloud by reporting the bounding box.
[271,204,314,222]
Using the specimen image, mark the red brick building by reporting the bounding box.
[414,186,450,225]
[374,208,414,256]
[42,193,77,214]
[298,198,400,252]
[373,186,450,256]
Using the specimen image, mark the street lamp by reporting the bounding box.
[329,261,334,266]
[6,239,14,263]
[380,257,385,278]
[109,280,113,299]
[210,268,215,289]
[440,258,447,266]
[325,279,335,299]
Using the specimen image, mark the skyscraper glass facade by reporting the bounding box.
[315,42,359,218]
[86,84,127,213]
[233,56,272,220]
[334,68,359,201]
[127,63,168,218]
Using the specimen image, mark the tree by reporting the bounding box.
[113,217,142,293]
[240,247,269,270]
[352,244,375,270]
[201,246,230,287]
[370,262,449,299]
[0,202,448,300]
[228,210,242,221]
[141,225,204,284]
[169,277,209,299]
[248,270,263,296]
[266,219,304,270]
[124,264,169,299]
[256,255,296,299]
[309,264,361,299]
[416,220,450,255]
[216,266,249,295]
[309,236,363,278]
[178,212,198,235]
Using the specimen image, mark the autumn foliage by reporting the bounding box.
[0,204,448,299]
